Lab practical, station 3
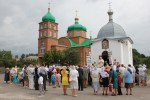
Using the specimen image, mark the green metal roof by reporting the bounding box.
[68,22,87,31]
[42,9,55,22]
[66,37,92,47]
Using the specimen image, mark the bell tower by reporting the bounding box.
[38,3,58,63]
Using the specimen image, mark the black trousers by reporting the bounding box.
[34,76,39,90]
[42,74,47,91]
[78,79,83,91]
[118,86,122,95]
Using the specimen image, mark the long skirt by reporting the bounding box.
[92,82,100,91]
[29,75,34,89]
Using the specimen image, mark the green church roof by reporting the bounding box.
[42,8,55,22]
[66,37,92,47]
[68,17,87,31]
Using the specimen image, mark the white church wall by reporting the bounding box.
[122,39,128,66]
[91,41,103,63]
[91,39,133,66]
[127,40,133,65]
[109,40,122,64]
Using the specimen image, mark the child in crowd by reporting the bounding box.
[118,72,123,95]
[56,71,61,87]
[38,73,45,96]
[51,72,56,88]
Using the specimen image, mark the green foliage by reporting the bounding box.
[0,50,37,68]
[63,48,80,65]
[133,48,150,68]
[0,50,15,67]
[42,48,80,66]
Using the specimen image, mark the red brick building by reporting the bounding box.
[38,6,91,66]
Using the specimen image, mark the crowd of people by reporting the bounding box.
[4,57,148,97]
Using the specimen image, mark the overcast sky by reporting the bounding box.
[0,0,150,56]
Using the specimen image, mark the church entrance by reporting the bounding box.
[102,51,109,66]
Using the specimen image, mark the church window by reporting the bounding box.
[44,24,47,28]
[44,31,46,36]
[41,41,46,47]
[40,48,45,54]
[40,32,42,37]
[70,32,72,37]
[54,26,56,30]
[40,25,43,29]
[49,31,52,36]
[54,32,57,37]
[77,32,80,36]
[49,24,52,28]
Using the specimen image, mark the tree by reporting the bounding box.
[0,50,15,67]
[21,54,25,59]
[63,48,80,65]
[133,48,150,68]
[41,48,80,66]
[42,50,64,66]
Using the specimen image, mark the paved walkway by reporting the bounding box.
[0,74,150,100]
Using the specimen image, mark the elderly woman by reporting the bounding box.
[124,68,133,95]
[4,68,10,84]
[109,68,118,96]
[90,66,100,95]
[69,66,79,97]
[61,66,69,95]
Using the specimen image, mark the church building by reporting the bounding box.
[38,6,91,66]
[91,8,133,66]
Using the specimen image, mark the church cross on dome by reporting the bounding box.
[75,10,79,22]
[107,1,113,22]
[48,2,51,11]
[108,1,112,12]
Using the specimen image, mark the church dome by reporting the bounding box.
[97,9,127,38]
[42,8,55,22]
[68,17,87,31]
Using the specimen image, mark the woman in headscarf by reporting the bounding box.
[28,64,35,89]
[4,67,10,84]
[69,66,79,97]
[124,68,133,95]
[90,66,100,95]
[109,67,118,96]
[100,67,109,95]
[61,66,69,95]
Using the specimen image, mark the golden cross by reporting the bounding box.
[75,10,78,17]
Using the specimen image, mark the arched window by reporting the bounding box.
[41,41,46,46]
[77,32,80,36]
[49,31,52,36]
[40,32,42,37]
[70,32,72,37]
[54,26,56,30]
[49,24,52,28]
[44,31,47,36]
[54,32,57,37]
[40,25,43,29]
[40,48,45,54]
[44,24,47,28]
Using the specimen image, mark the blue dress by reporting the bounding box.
[13,73,18,83]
